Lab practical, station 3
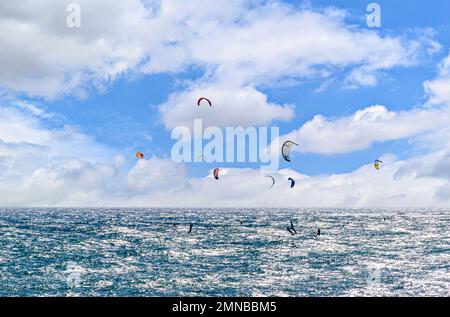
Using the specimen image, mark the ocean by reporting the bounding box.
[0,208,448,297]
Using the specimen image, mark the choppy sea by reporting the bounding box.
[0,208,448,297]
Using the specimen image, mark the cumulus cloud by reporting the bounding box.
[125,158,189,193]
[144,153,450,207]
[0,0,440,139]
[279,104,450,155]
[0,1,439,119]
[180,5,438,86]
[19,156,442,208]
[0,102,185,206]
[265,50,450,158]
[0,104,449,207]
[154,1,439,128]
[424,53,450,105]
[0,0,148,98]
[394,150,450,203]
[0,104,114,162]
[0,105,116,206]
[160,84,294,129]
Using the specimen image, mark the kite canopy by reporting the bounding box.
[282,141,299,162]
[197,97,212,107]
[265,175,275,188]
[213,168,220,180]
[374,159,383,170]
[288,177,295,188]
[136,152,144,160]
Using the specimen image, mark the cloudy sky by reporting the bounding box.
[1,0,450,207]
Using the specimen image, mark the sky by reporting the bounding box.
[1,0,450,207]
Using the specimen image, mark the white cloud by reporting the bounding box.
[0,160,446,207]
[0,0,440,134]
[345,68,378,88]
[154,2,439,128]
[266,51,450,157]
[121,151,450,208]
[424,53,450,105]
[0,0,154,98]
[125,158,189,193]
[0,101,122,205]
[0,102,449,207]
[62,157,448,208]
[281,105,450,155]
[160,84,294,129]
[182,6,438,86]
[0,1,438,99]
[0,105,114,162]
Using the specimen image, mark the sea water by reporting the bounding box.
[0,208,448,297]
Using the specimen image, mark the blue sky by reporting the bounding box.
[38,0,450,175]
[1,0,450,207]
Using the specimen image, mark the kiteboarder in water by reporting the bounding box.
[315,228,321,238]
[188,223,193,234]
[287,221,297,235]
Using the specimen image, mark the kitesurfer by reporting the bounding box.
[315,228,321,238]
[287,221,297,235]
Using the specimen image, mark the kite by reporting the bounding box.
[282,141,299,162]
[374,159,383,170]
[213,168,220,180]
[288,177,295,188]
[136,152,144,160]
[197,97,212,107]
[265,175,275,188]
